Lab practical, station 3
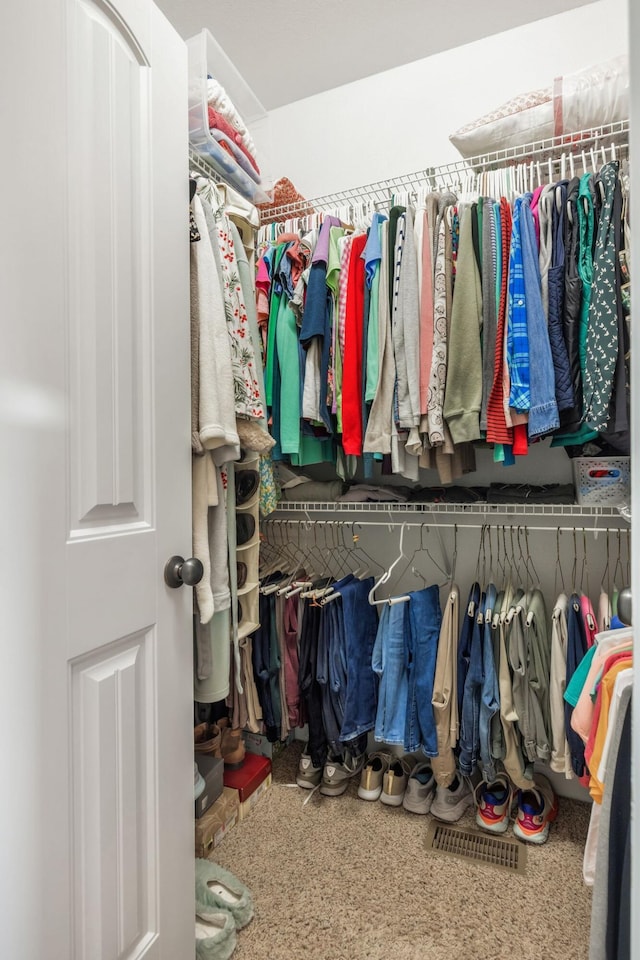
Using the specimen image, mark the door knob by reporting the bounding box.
[164,555,204,588]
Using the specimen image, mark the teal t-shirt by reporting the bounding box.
[564,644,597,708]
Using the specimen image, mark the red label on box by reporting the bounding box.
[223,752,272,802]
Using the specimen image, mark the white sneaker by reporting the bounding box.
[430,774,474,822]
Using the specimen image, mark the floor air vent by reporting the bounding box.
[424,821,527,874]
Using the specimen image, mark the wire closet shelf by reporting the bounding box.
[258,118,629,223]
[269,502,628,527]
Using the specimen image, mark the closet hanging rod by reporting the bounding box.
[260,118,629,222]
[263,518,629,536]
[270,501,626,520]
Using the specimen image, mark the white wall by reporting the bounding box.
[267,0,628,198]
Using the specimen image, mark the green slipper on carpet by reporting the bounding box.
[195,908,237,960]
[195,859,254,930]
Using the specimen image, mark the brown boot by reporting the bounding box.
[218,717,246,769]
[194,722,222,758]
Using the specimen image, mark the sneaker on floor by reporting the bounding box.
[296,744,323,790]
[357,752,392,801]
[402,761,435,815]
[319,751,365,797]
[474,774,512,834]
[430,773,474,822]
[513,775,559,845]
[380,755,417,807]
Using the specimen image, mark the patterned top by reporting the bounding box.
[209,187,265,421]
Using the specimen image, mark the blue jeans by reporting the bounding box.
[457,582,481,719]
[404,585,442,755]
[373,602,409,745]
[459,590,486,775]
[479,583,500,779]
[298,601,326,768]
[339,577,379,743]
[317,598,343,755]
[316,574,354,753]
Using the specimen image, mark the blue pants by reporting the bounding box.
[404,585,442,755]
[459,590,486,775]
[479,583,500,779]
[338,577,379,744]
[373,602,409,745]
[457,582,481,719]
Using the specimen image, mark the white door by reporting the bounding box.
[0,2,193,959]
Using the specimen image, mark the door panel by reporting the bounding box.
[67,0,153,537]
[0,2,192,958]
[71,630,157,959]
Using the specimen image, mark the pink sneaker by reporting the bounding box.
[513,775,559,845]
[474,774,512,834]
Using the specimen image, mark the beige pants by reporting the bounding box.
[431,586,460,787]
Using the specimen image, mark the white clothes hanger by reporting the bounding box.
[368,522,411,606]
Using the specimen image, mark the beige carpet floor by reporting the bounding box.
[214,742,592,960]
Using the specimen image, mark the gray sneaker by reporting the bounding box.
[402,761,435,815]
[430,774,474,822]
[296,744,323,790]
[320,751,365,796]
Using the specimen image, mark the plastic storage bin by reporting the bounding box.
[187,28,273,203]
[572,457,630,505]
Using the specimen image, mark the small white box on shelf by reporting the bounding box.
[572,457,630,506]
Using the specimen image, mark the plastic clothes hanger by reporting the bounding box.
[368,522,411,606]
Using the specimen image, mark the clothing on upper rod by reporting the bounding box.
[255,152,631,490]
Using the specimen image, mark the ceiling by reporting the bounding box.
[155,0,597,110]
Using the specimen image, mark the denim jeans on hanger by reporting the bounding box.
[457,582,481,720]
[327,601,348,723]
[479,583,500,780]
[316,600,343,756]
[459,589,487,776]
[298,600,328,768]
[317,574,354,754]
[404,585,442,756]
[339,577,379,745]
[373,602,410,745]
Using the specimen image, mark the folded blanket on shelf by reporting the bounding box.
[338,484,411,503]
[207,76,257,157]
[486,483,576,504]
[195,139,266,204]
[208,105,260,174]
[280,480,344,502]
[408,486,488,504]
[211,129,261,184]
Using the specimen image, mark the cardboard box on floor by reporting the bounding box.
[195,754,224,819]
[223,752,271,802]
[195,787,239,858]
[238,773,272,820]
